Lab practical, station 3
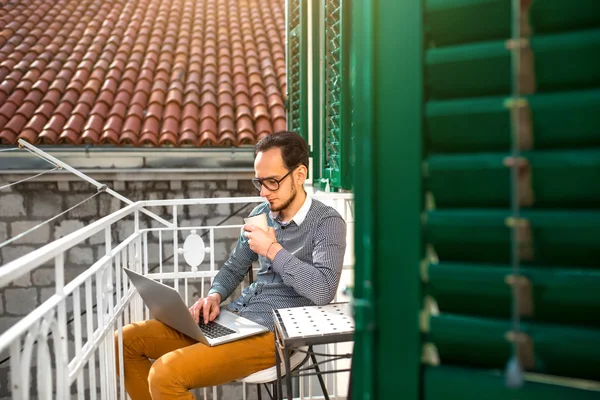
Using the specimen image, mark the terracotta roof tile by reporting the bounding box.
[199,118,218,146]
[255,116,273,138]
[99,115,122,144]
[0,102,18,120]
[179,121,198,145]
[15,101,37,119]
[43,88,62,107]
[81,115,104,143]
[0,0,286,146]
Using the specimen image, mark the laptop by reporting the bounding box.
[124,268,269,346]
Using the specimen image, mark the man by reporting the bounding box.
[116,131,347,400]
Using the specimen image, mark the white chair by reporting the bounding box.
[237,346,309,399]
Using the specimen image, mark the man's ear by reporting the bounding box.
[296,165,308,184]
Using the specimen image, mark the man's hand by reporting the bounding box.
[189,293,222,324]
[243,224,280,258]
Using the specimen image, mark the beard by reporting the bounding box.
[270,182,297,212]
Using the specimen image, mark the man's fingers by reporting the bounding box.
[209,305,220,322]
[193,298,204,322]
[203,301,211,324]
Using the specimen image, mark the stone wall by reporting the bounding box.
[0,178,262,399]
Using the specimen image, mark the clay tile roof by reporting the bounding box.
[0,0,287,147]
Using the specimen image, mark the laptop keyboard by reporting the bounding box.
[198,315,236,339]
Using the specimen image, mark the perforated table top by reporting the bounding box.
[273,302,354,344]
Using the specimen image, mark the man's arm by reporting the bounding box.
[208,228,259,302]
[270,216,347,305]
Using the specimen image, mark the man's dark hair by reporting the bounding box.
[255,131,309,171]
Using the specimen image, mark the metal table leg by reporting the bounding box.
[309,346,330,400]
[347,354,353,400]
[275,335,283,400]
[284,344,293,400]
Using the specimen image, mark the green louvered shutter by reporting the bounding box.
[286,0,308,141]
[421,1,600,398]
[319,0,352,190]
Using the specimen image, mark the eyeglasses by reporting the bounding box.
[252,168,295,192]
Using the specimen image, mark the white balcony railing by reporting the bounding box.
[0,192,354,400]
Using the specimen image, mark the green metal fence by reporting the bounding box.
[286,0,308,141]
[320,0,352,190]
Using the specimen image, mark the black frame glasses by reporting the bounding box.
[252,168,296,192]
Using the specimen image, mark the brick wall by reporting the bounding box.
[0,178,261,399]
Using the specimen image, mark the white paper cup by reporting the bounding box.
[244,213,268,231]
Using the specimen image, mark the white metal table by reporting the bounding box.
[273,302,354,400]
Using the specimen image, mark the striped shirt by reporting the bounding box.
[208,195,347,330]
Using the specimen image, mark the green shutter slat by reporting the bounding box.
[425,29,600,100]
[531,29,600,92]
[426,150,600,207]
[530,0,600,35]
[426,41,510,99]
[426,210,600,268]
[528,90,600,148]
[425,366,600,400]
[427,262,600,327]
[425,0,600,46]
[426,89,600,153]
[426,153,511,207]
[427,314,600,380]
[425,0,510,46]
[426,96,511,153]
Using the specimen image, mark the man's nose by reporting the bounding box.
[260,185,271,197]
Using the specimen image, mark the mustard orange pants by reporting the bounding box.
[115,319,276,400]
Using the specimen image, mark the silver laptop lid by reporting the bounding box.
[124,268,210,345]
